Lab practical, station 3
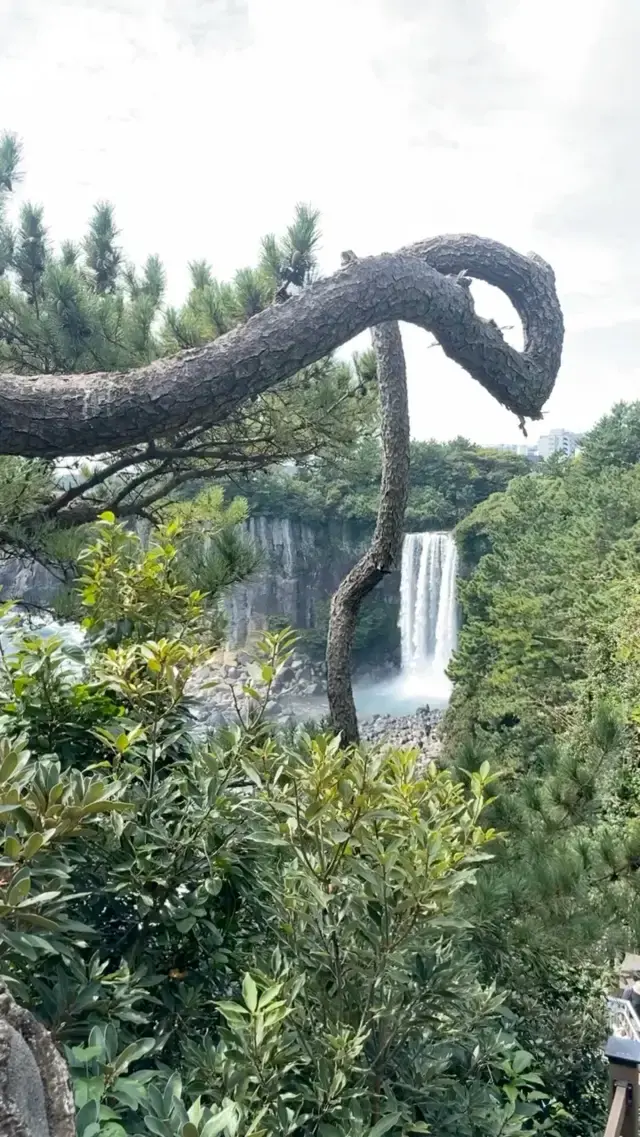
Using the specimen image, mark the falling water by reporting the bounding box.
[354,530,459,718]
[399,531,458,701]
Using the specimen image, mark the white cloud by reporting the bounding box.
[0,0,636,445]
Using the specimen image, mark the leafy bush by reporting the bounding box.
[0,515,560,1136]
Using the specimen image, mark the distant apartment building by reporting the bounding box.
[536,429,581,459]
[491,429,582,462]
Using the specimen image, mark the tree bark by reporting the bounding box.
[326,320,409,743]
[323,236,564,744]
[0,235,563,459]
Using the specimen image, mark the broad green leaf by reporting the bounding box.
[187,1097,204,1126]
[201,1103,237,1137]
[368,1113,402,1137]
[75,1098,100,1135]
[143,1118,174,1137]
[71,1044,104,1063]
[0,748,19,785]
[88,1026,105,1052]
[176,916,196,933]
[22,832,45,859]
[512,1050,534,1075]
[240,760,262,787]
[112,1037,155,1074]
[242,972,258,1012]
[257,983,282,1010]
[4,835,20,859]
[163,1071,182,1111]
[216,1000,250,1019]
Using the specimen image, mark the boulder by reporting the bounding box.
[0,985,75,1136]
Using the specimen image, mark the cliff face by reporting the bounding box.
[0,517,400,652]
[0,556,64,609]
[226,516,398,647]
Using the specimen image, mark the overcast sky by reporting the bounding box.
[1,0,637,445]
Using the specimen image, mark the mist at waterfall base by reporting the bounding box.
[353,531,458,718]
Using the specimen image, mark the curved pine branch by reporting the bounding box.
[0,235,563,459]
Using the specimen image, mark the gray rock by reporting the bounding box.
[2,1025,50,1136]
[0,984,75,1136]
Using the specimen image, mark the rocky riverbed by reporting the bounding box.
[187,651,444,762]
[360,707,443,763]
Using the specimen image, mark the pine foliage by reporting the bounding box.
[0,132,376,578]
[446,405,640,1134]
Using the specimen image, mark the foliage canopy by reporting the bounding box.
[444,403,640,1135]
[0,514,564,1137]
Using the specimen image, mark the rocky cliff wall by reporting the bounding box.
[226,516,398,646]
[0,517,400,652]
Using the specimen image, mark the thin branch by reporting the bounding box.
[43,450,144,517]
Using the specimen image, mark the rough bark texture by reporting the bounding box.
[323,236,564,743]
[326,320,410,743]
[0,235,563,458]
[0,985,75,1137]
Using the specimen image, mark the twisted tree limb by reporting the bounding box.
[322,237,563,742]
[0,235,563,459]
[327,318,410,743]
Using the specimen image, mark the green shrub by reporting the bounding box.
[0,515,561,1136]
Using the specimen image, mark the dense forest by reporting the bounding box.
[0,515,563,1137]
[5,407,638,1137]
[443,400,640,1135]
[235,437,529,532]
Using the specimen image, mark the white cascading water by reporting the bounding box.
[398,531,458,701]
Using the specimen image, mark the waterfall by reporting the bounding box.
[399,532,458,696]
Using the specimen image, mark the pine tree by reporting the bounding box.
[83,201,121,293]
[13,203,48,307]
[0,132,20,277]
[0,132,377,578]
